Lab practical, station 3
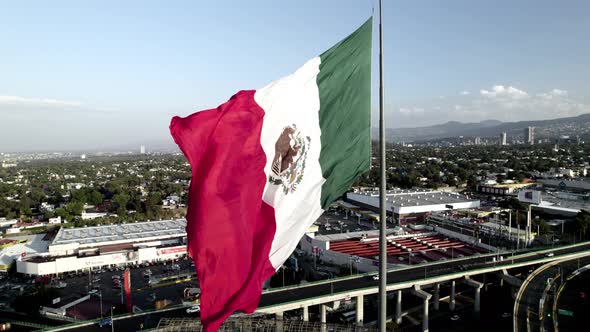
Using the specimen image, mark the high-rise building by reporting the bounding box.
[524,127,535,145]
[474,137,481,145]
[140,145,146,154]
[501,132,507,146]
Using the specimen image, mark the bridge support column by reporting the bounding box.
[356,294,364,326]
[396,290,402,324]
[475,287,481,313]
[498,269,523,288]
[464,277,484,313]
[450,281,456,311]
[423,298,429,332]
[276,311,284,332]
[302,306,309,322]
[320,304,327,332]
[432,283,440,311]
[412,286,432,332]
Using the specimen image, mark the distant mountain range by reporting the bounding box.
[375,113,590,143]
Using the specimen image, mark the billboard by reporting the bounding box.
[518,190,541,204]
[124,268,132,313]
[158,246,187,256]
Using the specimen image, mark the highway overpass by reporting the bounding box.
[41,242,590,332]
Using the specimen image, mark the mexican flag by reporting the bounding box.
[170,17,372,332]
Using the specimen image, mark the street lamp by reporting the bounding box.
[281,265,285,287]
[99,291,103,319]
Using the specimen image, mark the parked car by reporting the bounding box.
[186,305,201,314]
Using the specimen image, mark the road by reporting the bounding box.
[49,242,590,331]
[552,263,590,331]
[260,242,590,308]
[513,256,590,332]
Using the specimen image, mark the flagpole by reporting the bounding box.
[378,0,387,331]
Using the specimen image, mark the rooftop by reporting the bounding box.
[52,219,187,246]
[348,189,477,208]
[329,234,487,264]
[539,178,590,191]
[0,234,49,267]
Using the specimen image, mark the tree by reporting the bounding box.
[19,196,32,216]
[65,201,84,216]
[467,175,478,189]
[88,190,104,206]
[54,208,69,220]
[500,197,527,211]
[113,193,130,216]
[575,210,590,239]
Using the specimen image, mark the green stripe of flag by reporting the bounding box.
[317,17,373,209]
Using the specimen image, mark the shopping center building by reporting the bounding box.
[346,188,480,224]
[17,219,188,276]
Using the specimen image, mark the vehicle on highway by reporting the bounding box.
[54,281,67,289]
[98,317,112,327]
[186,305,201,314]
[545,252,554,257]
[339,310,356,323]
[89,288,99,295]
[372,275,379,280]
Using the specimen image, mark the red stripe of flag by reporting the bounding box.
[170,90,277,332]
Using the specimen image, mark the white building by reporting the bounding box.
[346,188,480,224]
[81,211,109,220]
[501,132,507,146]
[48,216,62,224]
[525,126,535,145]
[17,219,188,276]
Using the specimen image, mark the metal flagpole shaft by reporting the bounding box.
[378,0,387,330]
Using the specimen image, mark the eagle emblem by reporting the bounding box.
[268,124,310,194]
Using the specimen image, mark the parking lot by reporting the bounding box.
[0,256,199,320]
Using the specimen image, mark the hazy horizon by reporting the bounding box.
[2,0,590,152]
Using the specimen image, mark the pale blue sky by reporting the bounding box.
[1,0,589,151]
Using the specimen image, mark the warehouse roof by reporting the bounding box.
[52,219,186,246]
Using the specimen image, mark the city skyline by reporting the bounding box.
[2,0,590,151]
